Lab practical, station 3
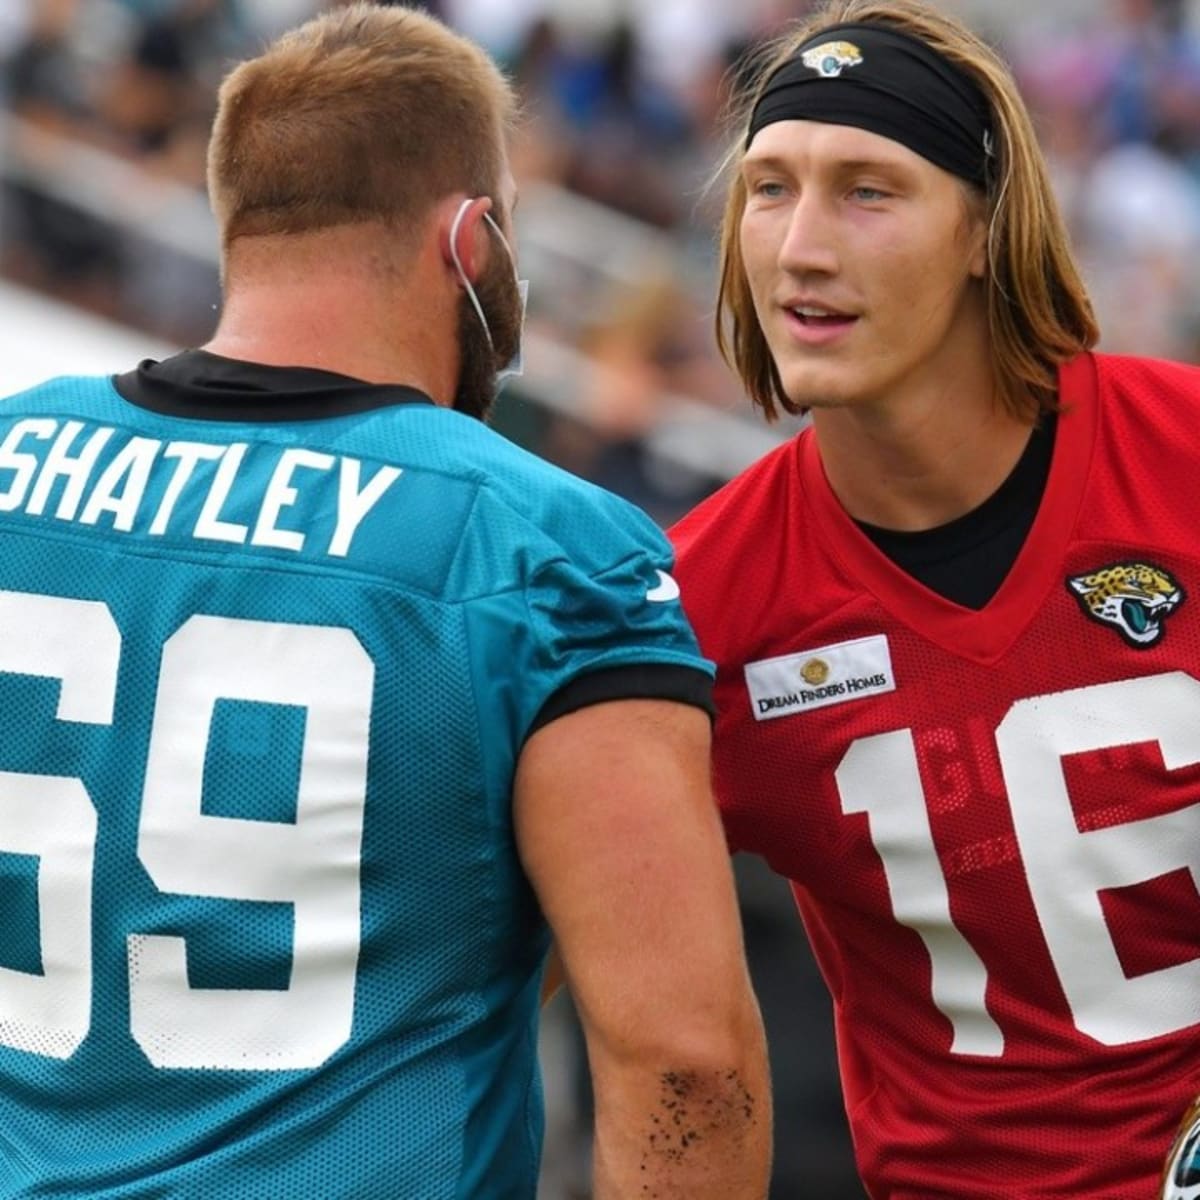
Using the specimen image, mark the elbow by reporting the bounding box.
[640,980,764,1056]
[593,989,770,1096]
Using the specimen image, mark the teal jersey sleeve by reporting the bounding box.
[448,451,714,747]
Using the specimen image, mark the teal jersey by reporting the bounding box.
[0,356,712,1198]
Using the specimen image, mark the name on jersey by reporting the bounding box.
[744,635,896,720]
[0,418,401,559]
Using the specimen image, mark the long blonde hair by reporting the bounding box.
[716,0,1098,422]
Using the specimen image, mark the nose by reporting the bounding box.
[777,188,839,277]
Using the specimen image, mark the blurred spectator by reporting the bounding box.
[536,275,725,522]
[1079,138,1200,357]
[1013,0,1200,361]
[11,0,1200,364]
[96,0,231,157]
[3,0,125,312]
[1102,0,1200,149]
[6,3,1200,1197]
[512,15,696,226]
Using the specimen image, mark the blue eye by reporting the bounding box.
[754,180,785,198]
[852,186,887,202]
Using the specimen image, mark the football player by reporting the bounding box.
[672,0,1200,1195]
[0,5,771,1197]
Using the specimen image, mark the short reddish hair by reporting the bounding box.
[207,3,516,248]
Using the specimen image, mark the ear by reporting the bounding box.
[966,208,989,281]
[439,194,494,284]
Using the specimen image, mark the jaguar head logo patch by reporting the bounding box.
[1067,561,1184,648]
[801,40,864,78]
[1162,1093,1200,1200]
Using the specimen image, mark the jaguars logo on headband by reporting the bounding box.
[1066,561,1185,648]
[801,41,864,78]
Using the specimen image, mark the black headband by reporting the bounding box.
[746,23,994,185]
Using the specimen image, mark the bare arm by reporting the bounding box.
[515,698,771,1199]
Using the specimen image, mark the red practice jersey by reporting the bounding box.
[670,353,1200,1199]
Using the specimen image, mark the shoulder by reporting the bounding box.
[671,434,802,560]
[357,404,671,555]
[1085,350,1200,450]
[0,374,112,410]
[1088,350,1200,405]
[457,413,672,566]
[384,409,673,593]
[668,432,806,643]
[670,432,802,584]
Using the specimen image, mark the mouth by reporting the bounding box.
[789,303,855,324]
[782,303,858,342]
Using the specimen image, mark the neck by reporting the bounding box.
[812,370,1038,532]
[204,227,460,405]
[810,292,1042,530]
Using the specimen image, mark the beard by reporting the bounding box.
[452,249,523,422]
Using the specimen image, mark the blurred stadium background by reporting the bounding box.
[2,0,1199,1194]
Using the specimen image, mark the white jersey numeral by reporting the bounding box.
[836,673,1200,1053]
[998,673,1200,1045]
[837,732,1004,1056]
[0,593,117,1058]
[131,617,371,1070]
[0,592,373,1070]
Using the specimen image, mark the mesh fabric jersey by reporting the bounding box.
[0,364,708,1199]
[672,351,1200,1199]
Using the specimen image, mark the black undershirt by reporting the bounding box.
[855,416,1056,611]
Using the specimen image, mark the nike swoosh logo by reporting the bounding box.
[646,570,681,603]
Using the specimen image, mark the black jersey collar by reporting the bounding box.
[114,349,436,423]
[857,414,1055,567]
